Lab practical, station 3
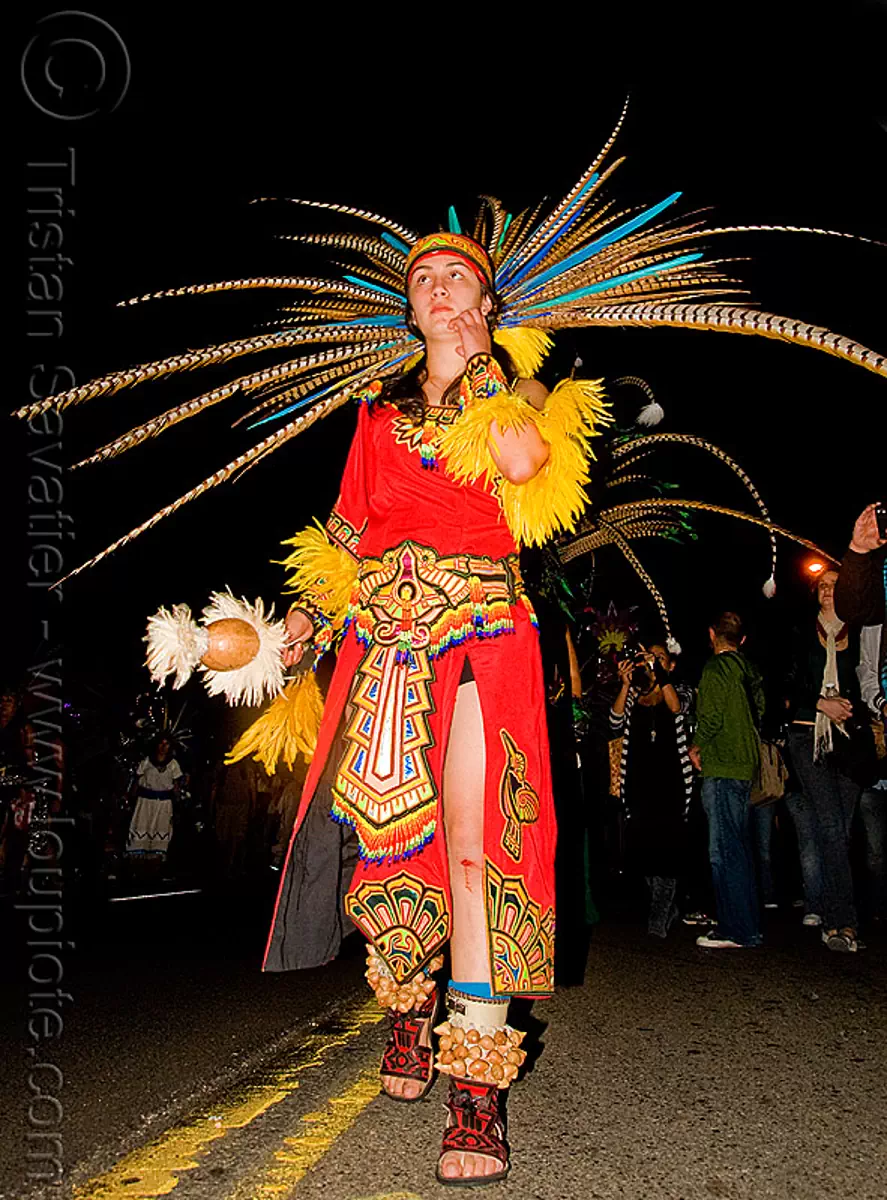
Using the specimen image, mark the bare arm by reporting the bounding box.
[566,627,583,698]
[449,310,551,484]
[488,377,551,484]
[611,659,634,716]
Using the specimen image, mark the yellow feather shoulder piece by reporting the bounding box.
[225,672,324,775]
[493,328,554,378]
[278,521,358,629]
[499,376,610,546]
[438,389,535,490]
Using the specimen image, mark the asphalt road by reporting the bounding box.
[2,886,885,1200]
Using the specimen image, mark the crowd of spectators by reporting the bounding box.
[608,503,886,952]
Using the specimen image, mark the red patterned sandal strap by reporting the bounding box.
[439,1081,509,1170]
[379,989,438,1084]
[380,1010,433,1082]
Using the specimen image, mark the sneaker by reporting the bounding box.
[802,913,822,927]
[683,911,716,926]
[696,931,743,949]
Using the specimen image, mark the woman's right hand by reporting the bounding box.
[282,608,314,668]
[849,503,887,554]
[617,658,634,689]
[816,696,853,723]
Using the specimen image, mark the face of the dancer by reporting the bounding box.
[154,737,172,765]
[407,256,492,343]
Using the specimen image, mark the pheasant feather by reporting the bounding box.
[17,96,883,580]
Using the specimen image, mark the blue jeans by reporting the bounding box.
[751,803,776,906]
[858,787,887,919]
[701,777,761,946]
[784,790,824,916]
[786,727,859,931]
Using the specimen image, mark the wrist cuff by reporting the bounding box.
[287,602,318,623]
[459,353,508,409]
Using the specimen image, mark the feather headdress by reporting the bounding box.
[15,98,883,581]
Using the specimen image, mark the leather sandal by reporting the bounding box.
[380,989,438,1102]
[436,1078,510,1186]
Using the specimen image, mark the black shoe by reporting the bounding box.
[682,911,715,926]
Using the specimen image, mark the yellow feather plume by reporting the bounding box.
[439,376,610,546]
[500,377,610,546]
[278,522,358,628]
[493,327,554,378]
[225,672,324,775]
[438,390,535,490]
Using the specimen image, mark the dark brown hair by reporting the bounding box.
[711,611,744,648]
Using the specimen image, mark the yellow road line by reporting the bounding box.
[73,998,385,1200]
[346,1194,424,1200]
[226,1068,382,1199]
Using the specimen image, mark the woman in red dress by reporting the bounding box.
[264,232,607,1184]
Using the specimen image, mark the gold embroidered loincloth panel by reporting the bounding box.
[330,540,538,863]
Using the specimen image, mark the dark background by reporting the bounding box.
[10,4,887,713]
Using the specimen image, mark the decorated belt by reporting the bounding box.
[348,541,535,662]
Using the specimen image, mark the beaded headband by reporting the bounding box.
[405,232,494,288]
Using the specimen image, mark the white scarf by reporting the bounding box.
[814,611,849,761]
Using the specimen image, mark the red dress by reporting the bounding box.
[264,398,556,998]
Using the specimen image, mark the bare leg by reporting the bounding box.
[438,681,502,1180]
[381,679,491,1106]
[444,681,490,984]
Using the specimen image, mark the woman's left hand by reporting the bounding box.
[450,307,492,360]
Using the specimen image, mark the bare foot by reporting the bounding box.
[438,1150,505,1180]
[381,1072,424,1101]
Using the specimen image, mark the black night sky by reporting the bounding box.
[9,6,887,717]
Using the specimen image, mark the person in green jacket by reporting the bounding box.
[689,611,764,949]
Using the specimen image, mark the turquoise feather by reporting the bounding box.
[381,232,410,255]
[521,252,703,311]
[498,173,601,286]
[496,213,513,250]
[342,275,406,300]
[248,344,412,428]
[507,192,683,295]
